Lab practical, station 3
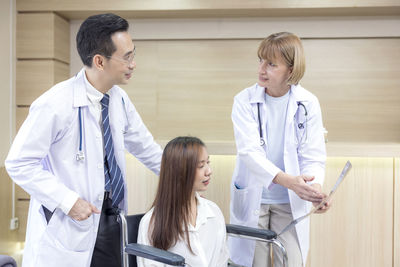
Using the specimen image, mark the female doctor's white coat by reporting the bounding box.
[229,83,326,267]
[5,69,163,267]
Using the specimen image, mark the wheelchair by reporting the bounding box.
[118,212,287,267]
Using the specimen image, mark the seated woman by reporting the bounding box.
[137,136,229,267]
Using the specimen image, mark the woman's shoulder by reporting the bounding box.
[199,196,225,221]
[139,208,155,228]
[234,83,258,100]
[292,84,319,103]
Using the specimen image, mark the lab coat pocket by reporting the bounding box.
[43,210,93,252]
[231,185,262,222]
[35,242,91,267]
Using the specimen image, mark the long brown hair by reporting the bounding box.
[149,136,205,252]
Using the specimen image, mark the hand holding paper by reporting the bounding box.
[278,161,352,236]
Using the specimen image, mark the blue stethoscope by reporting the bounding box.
[76,97,129,162]
[76,106,85,161]
[257,101,308,147]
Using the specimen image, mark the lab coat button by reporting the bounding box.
[96,133,101,139]
[97,163,102,169]
[254,209,260,216]
[98,194,103,201]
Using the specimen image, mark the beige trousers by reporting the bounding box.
[252,204,303,267]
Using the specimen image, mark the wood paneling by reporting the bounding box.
[308,158,394,267]
[118,38,400,144]
[15,200,29,242]
[17,0,400,10]
[126,156,395,266]
[395,158,400,267]
[202,155,236,221]
[17,13,69,63]
[16,107,29,131]
[302,38,400,143]
[16,0,400,19]
[16,60,69,106]
[125,154,159,215]
[54,14,70,64]
[0,168,18,252]
[125,153,235,221]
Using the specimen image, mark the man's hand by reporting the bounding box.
[68,198,100,221]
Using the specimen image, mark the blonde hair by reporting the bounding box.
[257,32,305,85]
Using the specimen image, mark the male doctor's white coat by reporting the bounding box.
[229,83,326,267]
[5,69,163,267]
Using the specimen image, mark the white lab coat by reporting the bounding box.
[229,83,326,267]
[5,68,163,267]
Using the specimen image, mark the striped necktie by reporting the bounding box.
[101,94,124,207]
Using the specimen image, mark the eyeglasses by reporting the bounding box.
[106,47,136,66]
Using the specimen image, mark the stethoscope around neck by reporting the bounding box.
[76,107,85,161]
[76,97,129,162]
[257,101,308,147]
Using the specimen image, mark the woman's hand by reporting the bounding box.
[310,183,331,213]
[273,172,325,202]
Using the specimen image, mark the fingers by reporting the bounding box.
[68,198,99,221]
[299,192,324,202]
[313,201,331,213]
[90,203,101,214]
[302,175,315,182]
[294,180,325,202]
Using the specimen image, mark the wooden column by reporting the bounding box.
[15,11,70,241]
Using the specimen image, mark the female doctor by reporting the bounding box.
[229,32,330,267]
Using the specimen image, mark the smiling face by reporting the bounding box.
[192,146,212,193]
[103,31,136,85]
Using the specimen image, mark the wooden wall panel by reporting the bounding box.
[125,154,158,215]
[16,60,69,106]
[125,153,235,221]
[126,155,395,267]
[16,107,29,131]
[302,38,400,143]
[0,168,18,253]
[17,13,69,63]
[308,158,393,267]
[202,155,236,221]
[54,14,70,64]
[121,38,400,144]
[395,158,400,267]
[15,200,29,242]
[16,0,400,19]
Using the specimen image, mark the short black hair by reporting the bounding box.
[76,13,129,67]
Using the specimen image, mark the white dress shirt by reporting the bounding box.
[57,71,104,214]
[137,193,229,267]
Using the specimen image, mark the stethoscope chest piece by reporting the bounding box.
[260,138,265,146]
[76,150,85,162]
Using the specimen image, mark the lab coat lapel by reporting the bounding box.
[73,69,90,108]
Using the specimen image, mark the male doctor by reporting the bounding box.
[5,13,162,267]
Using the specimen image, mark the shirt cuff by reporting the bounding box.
[58,191,80,215]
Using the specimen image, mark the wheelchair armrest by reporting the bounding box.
[226,224,277,240]
[125,243,185,266]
